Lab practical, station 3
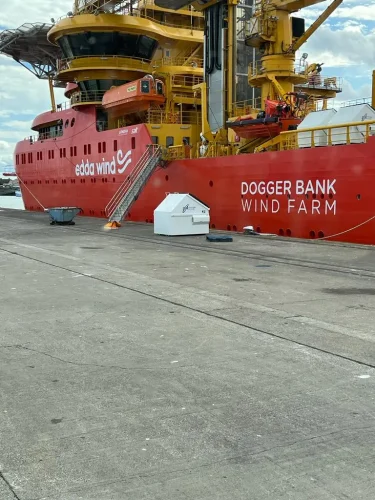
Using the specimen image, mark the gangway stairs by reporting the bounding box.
[105,144,163,228]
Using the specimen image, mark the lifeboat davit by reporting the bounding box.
[227,98,302,139]
[102,75,166,116]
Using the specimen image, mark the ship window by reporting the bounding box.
[65,119,69,128]
[63,148,66,157]
[70,146,73,157]
[60,149,63,158]
[183,136,190,145]
[84,145,87,155]
[58,33,158,61]
[71,118,75,127]
[98,142,102,154]
[114,140,118,151]
[166,136,174,147]
[16,154,19,165]
[88,144,91,155]
[22,154,26,164]
[151,136,158,144]
[156,81,163,95]
[74,146,77,156]
[141,80,150,93]
[51,150,54,159]
[131,137,136,149]
[28,152,33,163]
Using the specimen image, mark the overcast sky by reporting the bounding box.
[0,0,374,167]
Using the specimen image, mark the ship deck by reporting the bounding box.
[1,209,375,500]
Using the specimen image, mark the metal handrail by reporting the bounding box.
[254,119,375,153]
[341,97,372,107]
[70,90,106,104]
[58,55,151,71]
[152,57,204,68]
[146,109,201,125]
[56,4,204,31]
[297,76,343,92]
[105,144,161,218]
[231,97,262,115]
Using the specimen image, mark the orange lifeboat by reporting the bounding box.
[227,98,302,139]
[102,75,165,116]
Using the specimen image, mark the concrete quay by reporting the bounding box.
[1,209,375,500]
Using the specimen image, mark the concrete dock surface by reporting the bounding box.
[1,209,375,500]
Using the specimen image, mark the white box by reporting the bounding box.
[154,193,210,236]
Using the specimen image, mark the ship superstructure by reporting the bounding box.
[2,0,375,244]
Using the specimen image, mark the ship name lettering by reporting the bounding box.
[287,199,337,215]
[74,150,132,176]
[241,179,336,196]
[295,179,336,195]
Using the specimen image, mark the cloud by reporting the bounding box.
[0,1,72,29]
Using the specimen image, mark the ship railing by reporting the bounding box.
[70,90,106,105]
[135,11,204,30]
[195,142,235,158]
[23,129,64,142]
[248,61,307,78]
[172,75,204,87]
[341,97,372,107]
[152,57,204,68]
[231,97,262,116]
[55,101,71,111]
[249,61,308,78]
[58,55,151,72]
[254,119,375,153]
[297,76,343,92]
[146,109,201,125]
[57,2,204,30]
[74,0,130,14]
[164,145,189,160]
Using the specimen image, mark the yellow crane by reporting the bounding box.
[155,0,343,135]
[246,0,343,104]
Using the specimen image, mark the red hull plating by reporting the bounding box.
[15,107,375,245]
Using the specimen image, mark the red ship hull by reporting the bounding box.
[15,107,375,245]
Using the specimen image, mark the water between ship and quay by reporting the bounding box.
[1,209,375,500]
[0,173,24,210]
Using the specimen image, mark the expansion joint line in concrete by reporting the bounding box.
[1,246,375,371]
[0,471,22,500]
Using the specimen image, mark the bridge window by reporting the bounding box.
[151,136,158,144]
[131,137,136,149]
[113,140,118,151]
[98,142,101,154]
[166,136,174,147]
[102,142,106,154]
[58,32,158,61]
[84,145,87,155]
[16,154,19,165]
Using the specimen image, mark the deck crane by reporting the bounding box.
[154,0,343,138]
